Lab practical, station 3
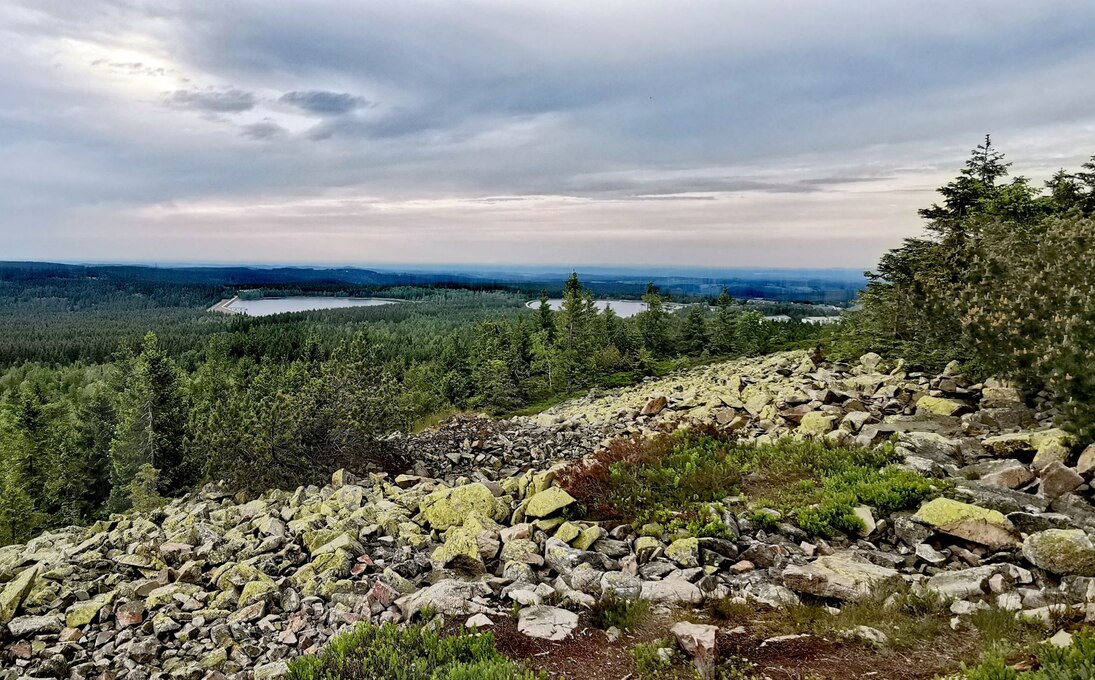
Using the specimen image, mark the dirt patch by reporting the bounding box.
[720,628,980,680]
[488,612,691,680]
[477,604,986,680]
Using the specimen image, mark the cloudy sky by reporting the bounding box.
[2,1,1095,269]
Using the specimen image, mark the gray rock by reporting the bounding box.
[7,614,62,637]
[517,605,578,641]
[782,551,898,601]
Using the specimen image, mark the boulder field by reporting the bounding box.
[2,350,1094,678]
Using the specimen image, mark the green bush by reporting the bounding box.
[961,630,1095,679]
[287,622,545,680]
[559,432,938,538]
[590,594,650,630]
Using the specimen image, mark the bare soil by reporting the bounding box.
[480,605,989,680]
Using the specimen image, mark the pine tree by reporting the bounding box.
[109,332,187,510]
[710,288,737,356]
[680,304,709,356]
[638,282,670,356]
[536,290,555,342]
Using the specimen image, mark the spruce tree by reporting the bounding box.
[108,332,187,510]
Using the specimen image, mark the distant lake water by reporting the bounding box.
[219,296,401,317]
[527,299,658,318]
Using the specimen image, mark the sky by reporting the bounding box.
[2,1,1095,270]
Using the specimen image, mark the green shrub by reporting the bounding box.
[630,638,677,678]
[558,431,937,539]
[961,630,1095,679]
[590,594,650,630]
[287,622,545,680]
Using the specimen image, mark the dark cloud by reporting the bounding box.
[240,120,287,140]
[3,1,1095,266]
[165,88,256,113]
[279,90,370,116]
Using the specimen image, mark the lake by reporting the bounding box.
[215,296,402,317]
[527,299,669,318]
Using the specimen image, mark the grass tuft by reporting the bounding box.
[287,621,545,680]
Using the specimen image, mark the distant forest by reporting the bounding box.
[0,264,829,545]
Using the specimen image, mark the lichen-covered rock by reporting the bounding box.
[395,579,492,619]
[1023,529,1095,576]
[782,551,898,601]
[420,483,508,530]
[65,591,114,628]
[916,396,968,417]
[666,537,700,568]
[0,565,38,625]
[524,487,576,518]
[912,498,1020,549]
[798,411,837,436]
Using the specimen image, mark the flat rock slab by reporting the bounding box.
[517,605,579,641]
[782,551,898,601]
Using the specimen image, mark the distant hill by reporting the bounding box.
[0,262,864,303]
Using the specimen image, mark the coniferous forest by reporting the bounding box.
[3,138,1094,556]
[0,267,825,545]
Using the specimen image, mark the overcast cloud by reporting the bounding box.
[1,0,1094,268]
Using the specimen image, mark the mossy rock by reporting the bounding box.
[525,488,576,519]
[0,565,39,625]
[66,591,115,628]
[798,411,837,436]
[553,522,581,544]
[1023,529,1095,576]
[666,537,700,568]
[239,580,280,609]
[420,483,508,531]
[912,498,1020,549]
[146,583,205,609]
[572,526,604,551]
[916,396,969,417]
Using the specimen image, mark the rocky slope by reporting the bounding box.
[2,350,1094,679]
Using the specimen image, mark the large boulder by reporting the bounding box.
[1023,530,1095,577]
[524,487,576,519]
[912,498,1020,549]
[395,580,492,620]
[420,483,508,531]
[925,565,1004,599]
[916,396,969,417]
[798,411,837,436]
[0,565,38,625]
[781,551,898,601]
[641,579,704,606]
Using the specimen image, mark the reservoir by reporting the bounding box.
[214,296,402,317]
[527,299,675,318]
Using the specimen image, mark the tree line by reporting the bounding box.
[841,135,1095,439]
[0,281,822,546]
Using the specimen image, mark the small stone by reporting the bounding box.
[517,605,579,641]
[465,613,494,629]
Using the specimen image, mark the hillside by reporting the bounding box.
[2,350,1093,679]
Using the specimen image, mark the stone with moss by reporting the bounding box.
[239,580,279,609]
[145,583,205,609]
[66,591,115,628]
[572,526,604,551]
[666,537,700,568]
[554,521,581,543]
[916,396,968,417]
[525,487,577,518]
[782,551,898,601]
[0,565,38,625]
[420,483,508,531]
[798,411,837,436]
[912,497,1020,549]
[1023,529,1095,576]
